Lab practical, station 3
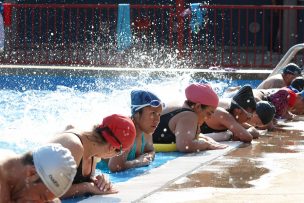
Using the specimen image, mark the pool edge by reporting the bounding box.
[78,141,242,203]
[0,65,271,80]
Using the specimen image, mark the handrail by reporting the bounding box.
[1,3,302,67]
[9,3,174,9]
[267,43,304,78]
[203,5,304,9]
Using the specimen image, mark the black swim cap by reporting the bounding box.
[256,101,276,125]
[290,76,304,92]
[232,85,256,110]
[282,63,302,76]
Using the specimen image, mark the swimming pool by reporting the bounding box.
[0,67,263,142]
[0,66,266,201]
[0,67,264,152]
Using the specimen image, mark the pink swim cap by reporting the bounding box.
[185,83,219,107]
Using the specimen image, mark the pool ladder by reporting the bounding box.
[268,43,304,77]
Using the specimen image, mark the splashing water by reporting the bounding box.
[0,68,260,154]
[0,71,192,153]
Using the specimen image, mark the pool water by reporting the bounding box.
[96,152,183,183]
[0,70,262,201]
[0,72,261,145]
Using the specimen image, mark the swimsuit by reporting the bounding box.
[69,132,94,184]
[73,158,93,184]
[127,132,146,161]
[153,108,193,144]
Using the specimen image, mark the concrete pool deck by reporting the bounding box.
[143,154,304,203]
[79,141,243,203]
[79,120,304,203]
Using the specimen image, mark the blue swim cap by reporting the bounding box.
[131,90,163,116]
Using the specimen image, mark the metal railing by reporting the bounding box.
[1,4,175,66]
[0,3,304,69]
[183,5,304,69]
[269,43,304,77]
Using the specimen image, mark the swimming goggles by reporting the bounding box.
[132,99,162,110]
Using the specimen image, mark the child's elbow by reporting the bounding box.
[108,163,123,173]
[241,135,253,143]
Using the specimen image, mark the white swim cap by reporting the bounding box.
[33,143,77,197]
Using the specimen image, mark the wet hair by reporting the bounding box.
[21,151,34,165]
[21,152,43,184]
[186,100,208,110]
[200,104,208,110]
[227,102,239,113]
[131,108,143,119]
[86,125,107,144]
[33,177,43,184]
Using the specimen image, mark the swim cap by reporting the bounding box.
[99,114,136,151]
[256,101,276,125]
[131,90,163,116]
[282,63,302,76]
[33,143,77,197]
[290,76,304,92]
[268,89,289,117]
[232,85,256,110]
[288,86,299,93]
[185,83,219,107]
[283,87,297,107]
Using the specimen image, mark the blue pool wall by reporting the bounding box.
[0,67,269,93]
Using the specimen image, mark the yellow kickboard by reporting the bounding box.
[153,143,177,152]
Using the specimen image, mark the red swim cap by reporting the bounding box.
[99,114,136,151]
[283,87,297,107]
[185,83,219,107]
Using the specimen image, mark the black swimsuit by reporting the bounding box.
[153,108,193,144]
[200,107,231,134]
[200,122,227,134]
[70,132,94,184]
